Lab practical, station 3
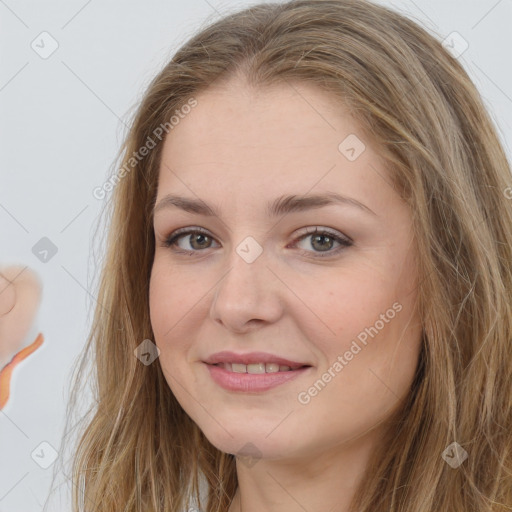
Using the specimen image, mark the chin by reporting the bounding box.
[198,420,294,461]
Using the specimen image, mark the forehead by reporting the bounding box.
[164,77,361,157]
[156,77,394,212]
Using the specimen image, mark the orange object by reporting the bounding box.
[0,332,44,409]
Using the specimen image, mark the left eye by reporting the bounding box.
[291,227,353,256]
[162,227,353,258]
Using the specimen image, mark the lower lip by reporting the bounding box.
[205,363,311,392]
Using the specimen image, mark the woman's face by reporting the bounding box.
[149,77,423,462]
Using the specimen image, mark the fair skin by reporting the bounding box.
[149,76,423,512]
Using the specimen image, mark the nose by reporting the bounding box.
[209,243,285,334]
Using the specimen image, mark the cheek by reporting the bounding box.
[149,256,218,380]
[303,266,419,374]
[149,254,203,322]
[305,269,396,339]
[149,259,192,352]
[149,262,198,402]
[149,266,169,339]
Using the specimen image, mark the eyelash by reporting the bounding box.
[161,226,353,258]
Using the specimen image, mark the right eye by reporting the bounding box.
[162,227,219,254]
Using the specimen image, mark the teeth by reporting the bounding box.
[232,363,246,373]
[247,363,266,374]
[216,362,296,373]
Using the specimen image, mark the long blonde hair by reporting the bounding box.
[56,0,512,510]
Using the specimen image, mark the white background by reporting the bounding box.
[0,0,511,510]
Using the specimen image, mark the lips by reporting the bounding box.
[205,359,312,392]
[203,351,311,370]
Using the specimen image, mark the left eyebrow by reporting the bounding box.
[152,192,377,219]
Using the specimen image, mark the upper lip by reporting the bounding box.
[203,351,311,370]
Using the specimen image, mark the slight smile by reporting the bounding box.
[203,351,313,392]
